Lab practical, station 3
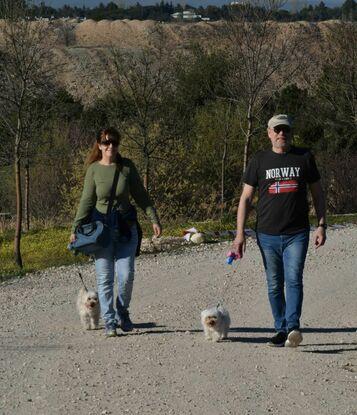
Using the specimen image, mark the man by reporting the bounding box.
[233,114,326,347]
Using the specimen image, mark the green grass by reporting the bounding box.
[0,227,89,280]
[1,214,356,281]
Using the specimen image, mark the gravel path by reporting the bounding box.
[1,226,356,415]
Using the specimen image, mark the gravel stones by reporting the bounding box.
[0,225,356,414]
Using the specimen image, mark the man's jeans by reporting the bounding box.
[257,230,309,333]
[94,225,138,326]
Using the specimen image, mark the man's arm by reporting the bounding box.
[233,184,255,258]
[309,180,327,248]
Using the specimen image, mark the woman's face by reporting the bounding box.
[98,135,119,161]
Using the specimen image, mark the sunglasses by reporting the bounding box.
[100,139,119,147]
[273,126,291,134]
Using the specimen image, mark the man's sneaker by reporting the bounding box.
[105,323,117,338]
[285,329,303,347]
[118,309,133,332]
[267,331,287,347]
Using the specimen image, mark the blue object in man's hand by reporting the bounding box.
[226,250,241,265]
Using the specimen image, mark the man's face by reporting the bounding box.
[267,125,292,151]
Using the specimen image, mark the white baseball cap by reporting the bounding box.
[268,114,292,129]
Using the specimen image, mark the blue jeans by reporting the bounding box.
[257,230,309,333]
[94,224,138,327]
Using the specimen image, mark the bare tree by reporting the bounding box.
[316,22,357,134]
[220,0,312,172]
[22,100,54,231]
[106,24,176,190]
[54,19,76,47]
[219,103,235,215]
[0,0,55,267]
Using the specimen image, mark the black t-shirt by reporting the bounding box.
[243,146,320,235]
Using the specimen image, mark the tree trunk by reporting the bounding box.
[243,104,253,174]
[24,158,30,232]
[221,104,232,217]
[221,135,227,217]
[143,151,149,190]
[14,146,23,269]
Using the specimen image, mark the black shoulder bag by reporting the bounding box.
[68,165,120,255]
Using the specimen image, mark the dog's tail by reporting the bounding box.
[78,272,88,292]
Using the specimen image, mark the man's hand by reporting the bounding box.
[152,223,162,238]
[232,233,246,258]
[313,227,326,248]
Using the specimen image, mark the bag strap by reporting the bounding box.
[106,164,120,216]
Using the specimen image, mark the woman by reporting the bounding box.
[70,127,162,337]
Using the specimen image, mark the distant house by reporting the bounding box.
[171,10,210,21]
[34,16,50,21]
[171,12,182,19]
[183,10,200,20]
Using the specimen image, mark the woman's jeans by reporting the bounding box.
[94,224,138,327]
[257,230,309,333]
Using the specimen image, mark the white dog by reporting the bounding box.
[76,287,100,330]
[201,305,231,341]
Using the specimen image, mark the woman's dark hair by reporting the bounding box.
[87,127,121,165]
[96,127,121,143]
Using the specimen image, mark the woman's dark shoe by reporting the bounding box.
[267,331,287,347]
[119,309,133,332]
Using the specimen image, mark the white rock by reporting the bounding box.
[190,233,205,244]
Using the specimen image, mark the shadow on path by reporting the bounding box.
[301,347,357,354]
[126,325,356,341]
[230,327,356,334]
[132,322,161,329]
[226,336,268,343]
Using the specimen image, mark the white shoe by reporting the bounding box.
[285,330,303,347]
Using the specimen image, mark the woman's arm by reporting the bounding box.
[71,165,97,234]
[128,161,162,237]
[129,161,160,224]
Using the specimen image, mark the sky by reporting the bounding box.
[33,0,345,8]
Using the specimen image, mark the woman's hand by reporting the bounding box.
[69,233,76,244]
[152,223,162,238]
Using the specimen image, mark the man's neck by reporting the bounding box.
[272,144,291,154]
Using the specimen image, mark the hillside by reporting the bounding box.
[46,19,337,105]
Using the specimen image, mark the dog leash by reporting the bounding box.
[216,260,238,308]
[216,238,247,308]
[78,271,88,292]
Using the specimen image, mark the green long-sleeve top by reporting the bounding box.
[72,158,159,232]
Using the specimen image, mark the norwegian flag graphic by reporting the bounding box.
[268,180,298,194]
